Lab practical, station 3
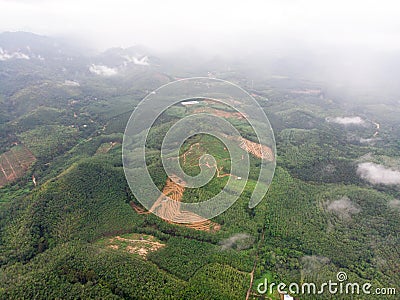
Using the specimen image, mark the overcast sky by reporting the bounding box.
[0,0,399,52]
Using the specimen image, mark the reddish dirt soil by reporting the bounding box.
[193,107,246,120]
[239,138,274,161]
[106,235,165,258]
[0,146,36,187]
[132,175,220,232]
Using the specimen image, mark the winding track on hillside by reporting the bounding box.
[131,175,220,231]
[130,107,275,233]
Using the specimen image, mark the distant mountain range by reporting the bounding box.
[1,31,400,103]
[0,32,158,80]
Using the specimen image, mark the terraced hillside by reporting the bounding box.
[0,145,36,187]
[0,32,399,299]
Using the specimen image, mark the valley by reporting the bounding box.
[0,32,398,299]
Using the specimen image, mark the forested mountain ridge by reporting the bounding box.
[0,32,399,299]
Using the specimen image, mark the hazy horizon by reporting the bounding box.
[1,1,400,96]
[1,0,399,54]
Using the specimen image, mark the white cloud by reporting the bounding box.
[359,138,378,144]
[388,199,400,211]
[1,0,400,51]
[63,80,80,86]
[124,55,149,66]
[89,64,117,76]
[219,233,253,251]
[301,255,330,275]
[357,162,400,185]
[0,47,30,61]
[325,196,361,220]
[327,116,365,125]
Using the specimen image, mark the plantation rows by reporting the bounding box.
[0,146,36,187]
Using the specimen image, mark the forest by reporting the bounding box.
[0,35,399,299]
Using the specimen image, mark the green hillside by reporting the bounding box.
[0,32,399,300]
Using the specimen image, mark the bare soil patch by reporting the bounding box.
[95,141,119,155]
[105,234,165,258]
[193,107,246,120]
[0,146,36,187]
[132,175,220,232]
[239,138,274,161]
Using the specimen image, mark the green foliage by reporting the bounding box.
[183,263,249,299]
[0,241,186,299]
[277,128,369,184]
[11,107,66,132]
[0,49,399,300]
[18,125,79,160]
[148,237,217,280]
[0,158,139,264]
